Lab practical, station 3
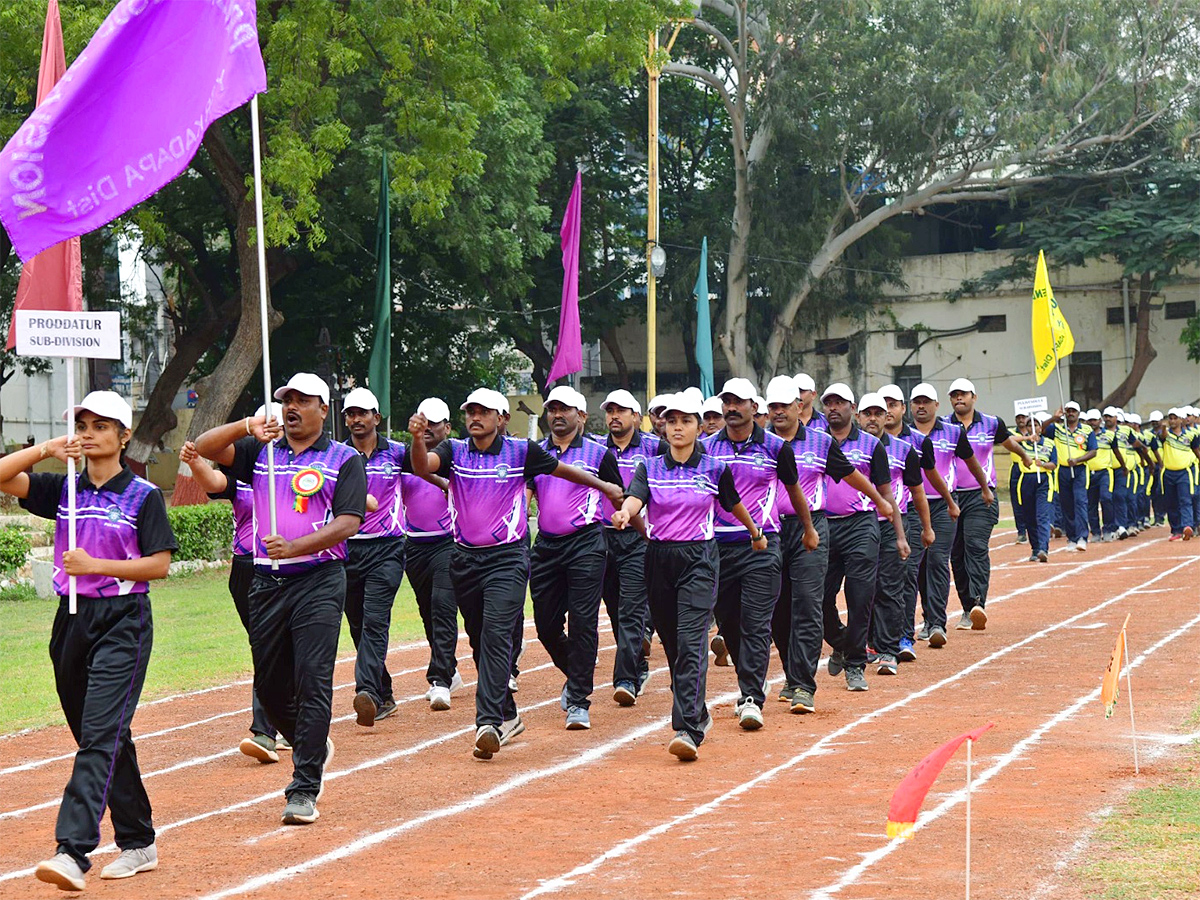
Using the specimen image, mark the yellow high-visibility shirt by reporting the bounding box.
[1087,427,1117,472]
[1161,429,1200,471]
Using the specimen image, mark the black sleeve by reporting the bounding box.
[918,436,936,470]
[993,418,1011,444]
[331,453,367,520]
[825,442,855,483]
[902,448,923,487]
[18,472,67,520]
[432,439,454,473]
[775,442,798,486]
[598,450,622,486]
[1191,434,1200,451]
[869,443,891,486]
[955,428,975,459]
[525,439,561,478]
[228,436,264,484]
[136,488,178,556]
[208,464,238,501]
[627,462,650,504]
[717,465,742,512]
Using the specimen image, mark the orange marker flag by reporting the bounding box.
[886,722,995,839]
[1102,614,1131,719]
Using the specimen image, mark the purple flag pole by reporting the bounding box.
[545,171,583,385]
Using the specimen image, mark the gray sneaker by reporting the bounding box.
[281,792,318,825]
[969,606,988,630]
[778,684,799,703]
[928,626,948,648]
[789,689,816,714]
[35,853,86,891]
[100,845,158,879]
[565,706,591,730]
[499,714,525,746]
[828,650,846,677]
[239,733,279,763]
[916,623,932,642]
[876,655,898,676]
[668,730,698,761]
[845,666,869,692]
[613,682,637,707]
[955,612,973,630]
[374,697,399,720]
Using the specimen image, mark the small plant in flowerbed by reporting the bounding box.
[166,503,234,563]
[0,525,34,601]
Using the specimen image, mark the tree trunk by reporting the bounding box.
[1101,272,1157,409]
[601,327,630,389]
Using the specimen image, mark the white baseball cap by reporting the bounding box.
[602,389,641,415]
[67,390,132,430]
[1127,413,1142,425]
[858,392,886,412]
[1033,410,1051,424]
[794,373,816,393]
[1085,408,1101,420]
[342,387,379,413]
[910,382,938,402]
[647,394,669,414]
[877,384,905,403]
[702,396,724,415]
[1102,406,1121,417]
[460,388,508,413]
[663,392,703,416]
[1149,410,1163,422]
[274,372,330,405]
[1064,401,1081,412]
[546,385,586,412]
[948,377,976,395]
[719,377,758,401]
[764,375,799,405]
[1168,407,1183,418]
[253,402,283,422]
[754,396,768,415]
[821,383,855,404]
[416,397,451,423]
[680,386,705,407]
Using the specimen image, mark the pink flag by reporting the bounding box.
[0,0,267,263]
[7,0,82,350]
[545,170,582,385]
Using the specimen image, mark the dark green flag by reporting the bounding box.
[367,153,391,419]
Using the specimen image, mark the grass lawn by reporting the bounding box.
[0,566,437,734]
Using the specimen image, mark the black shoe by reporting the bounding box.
[353,691,377,727]
[828,650,846,677]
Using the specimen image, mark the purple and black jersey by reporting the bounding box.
[878,433,923,518]
[602,430,663,526]
[905,419,973,494]
[824,424,891,517]
[531,435,622,537]
[212,465,254,556]
[433,433,559,547]
[774,423,855,514]
[229,434,367,574]
[943,411,1010,489]
[22,466,177,597]
[701,424,798,541]
[345,436,405,539]
[400,451,452,541]
[627,446,741,542]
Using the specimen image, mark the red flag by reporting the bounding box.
[545,170,582,384]
[1102,614,1130,719]
[6,0,82,350]
[886,722,994,839]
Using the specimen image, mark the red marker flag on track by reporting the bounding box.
[545,170,583,385]
[886,722,995,839]
[6,0,82,350]
[1102,613,1131,719]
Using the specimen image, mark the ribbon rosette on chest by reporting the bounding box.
[291,467,325,513]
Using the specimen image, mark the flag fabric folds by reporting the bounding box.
[1031,249,1075,386]
[886,722,995,839]
[7,0,82,350]
[546,171,583,385]
[367,153,391,419]
[1102,614,1131,719]
[694,236,714,397]
[0,0,267,263]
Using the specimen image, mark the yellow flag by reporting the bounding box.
[1102,614,1130,718]
[1031,249,1075,385]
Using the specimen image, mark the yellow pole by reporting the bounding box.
[646,29,659,404]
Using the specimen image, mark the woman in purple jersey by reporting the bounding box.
[1,391,176,891]
[611,393,765,761]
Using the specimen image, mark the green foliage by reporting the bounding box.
[0,525,30,575]
[167,503,234,562]
[0,582,38,603]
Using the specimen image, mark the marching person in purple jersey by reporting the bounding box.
[527,387,623,730]
[611,393,765,761]
[857,394,931,676]
[702,377,819,731]
[196,373,366,826]
[599,390,661,706]
[401,398,462,711]
[820,383,908,693]
[765,377,892,715]
[1,392,176,891]
[878,384,954,664]
[795,373,830,433]
[647,395,669,438]
[944,378,1032,631]
[408,388,624,760]
[701,395,725,436]
[341,387,406,727]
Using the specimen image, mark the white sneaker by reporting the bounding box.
[449,670,464,694]
[508,675,519,693]
[738,699,764,731]
[428,685,451,711]
[36,854,85,891]
[499,713,525,746]
[1076,539,1088,551]
[100,845,158,879]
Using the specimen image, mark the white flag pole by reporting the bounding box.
[1124,630,1140,775]
[249,95,279,569]
[965,737,973,900]
[66,360,77,614]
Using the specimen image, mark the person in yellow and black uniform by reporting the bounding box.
[1014,411,1058,562]
[1042,402,1096,551]
[1161,408,1200,541]
[1083,409,1120,543]
[1109,408,1149,539]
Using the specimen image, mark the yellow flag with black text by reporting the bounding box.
[1031,249,1075,385]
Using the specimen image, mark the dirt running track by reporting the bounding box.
[1,529,1197,900]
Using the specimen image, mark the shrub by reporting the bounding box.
[167,503,234,562]
[0,525,31,575]
[0,581,38,602]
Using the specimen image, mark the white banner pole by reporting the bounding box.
[1124,631,1140,774]
[965,737,973,900]
[66,361,77,614]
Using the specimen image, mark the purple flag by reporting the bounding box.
[0,0,267,263]
[546,171,583,385]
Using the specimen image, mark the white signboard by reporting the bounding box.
[1014,396,1049,419]
[15,310,122,359]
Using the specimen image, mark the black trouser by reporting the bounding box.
[602,526,652,690]
[918,498,954,632]
[249,563,344,799]
[229,554,276,738]
[344,536,404,706]
[50,593,154,870]
[450,542,528,728]
[870,518,906,658]
[1009,462,1024,536]
[405,536,459,688]
[530,524,607,709]
[900,507,925,642]
[646,540,718,744]
[822,512,880,670]
[772,513,829,694]
[713,534,782,707]
[951,489,1000,613]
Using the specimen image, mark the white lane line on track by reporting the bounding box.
[515,555,1198,899]
[808,607,1200,900]
[0,664,674,885]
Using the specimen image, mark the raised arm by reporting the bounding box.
[180,441,228,494]
[0,436,77,499]
[196,414,280,466]
[1002,435,1033,467]
[406,413,444,476]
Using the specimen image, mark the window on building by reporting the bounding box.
[892,365,923,400]
[977,315,1007,333]
[894,330,919,350]
[1165,300,1197,320]
[815,337,850,355]
[1106,307,1126,326]
[1068,351,1103,409]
